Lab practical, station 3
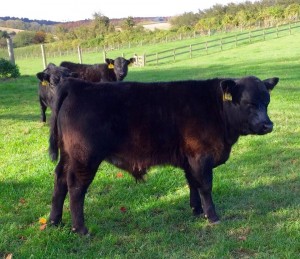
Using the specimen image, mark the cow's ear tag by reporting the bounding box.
[41,80,49,86]
[223,92,232,102]
[108,64,114,69]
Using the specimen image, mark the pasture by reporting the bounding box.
[0,33,299,258]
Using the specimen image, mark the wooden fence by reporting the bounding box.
[1,20,300,67]
[144,21,300,65]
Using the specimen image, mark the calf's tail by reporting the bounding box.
[49,81,69,161]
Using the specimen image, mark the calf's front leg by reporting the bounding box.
[185,156,219,223]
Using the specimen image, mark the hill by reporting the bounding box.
[0,16,60,26]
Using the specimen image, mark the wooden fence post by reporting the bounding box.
[41,44,47,69]
[78,45,82,64]
[103,51,106,62]
[173,49,176,61]
[6,38,15,65]
[220,38,223,51]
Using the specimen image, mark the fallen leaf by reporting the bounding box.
[238,236,247,241]
[19,198,26,204]
[18,236,27,241]
[39,217,47,224]
[40,224,47,231]
[120,206,127,213]
[116,172,124,178]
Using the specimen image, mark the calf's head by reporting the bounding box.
[106,57,135,81]
[221,76,279,135]
[36,63,78,87]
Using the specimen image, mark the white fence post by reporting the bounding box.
[78,45,82,64]
[41,44,47,69]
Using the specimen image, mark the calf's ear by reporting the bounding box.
[129,58,136,64]
[263,77,279,91]
[36,72,49,82]
[36,72,43,81]
[105,58,114,65]
[220,79,236,102]
[47,63,56,68]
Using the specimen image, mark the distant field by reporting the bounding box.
[0,33,299,258]
[142,22,171,31]
[0,26,24,33]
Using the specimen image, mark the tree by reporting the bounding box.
[54,25,69,41]
[0,30,10,39]
[122,16,135,31]
[13,31,36,47]
[33,31,46,44]
[284,3,300,20]
[91,12,112,37]
[195,17,218,35]
[170,12,200,29]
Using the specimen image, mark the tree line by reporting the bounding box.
[1,0,300,50]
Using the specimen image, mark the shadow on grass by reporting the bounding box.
[0,113,40,122]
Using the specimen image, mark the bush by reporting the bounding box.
[0,58,21,78]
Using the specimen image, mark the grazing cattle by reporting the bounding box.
[36,63,78,122]
[48,76,278,234]
[60,57,135,82]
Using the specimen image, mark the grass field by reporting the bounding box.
[0,32,299,258]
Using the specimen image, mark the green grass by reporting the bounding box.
[0,33,300,258]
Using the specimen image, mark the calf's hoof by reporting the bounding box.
[205,214,220,224]
[72,226,89,235]
[192,207,204,217]
[50,218,62,226]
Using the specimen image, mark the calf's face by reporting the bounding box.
[222,76,279,135]
[106,57,135,81]
[36,63,78,87]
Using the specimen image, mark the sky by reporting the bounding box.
[0,0,252,22]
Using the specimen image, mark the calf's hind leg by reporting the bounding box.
[67,160,98,235]
[50,157,68,225]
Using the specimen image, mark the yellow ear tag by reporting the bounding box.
[108,64,114,69]
[41,80,49,86]
[223,92,232,102]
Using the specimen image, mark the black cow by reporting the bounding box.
[60,57,135,82]
[48,76,278,234]
[36,63,78,122]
